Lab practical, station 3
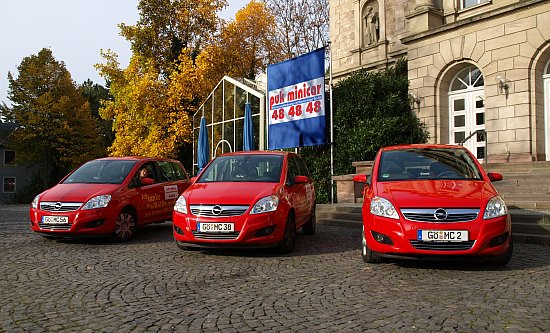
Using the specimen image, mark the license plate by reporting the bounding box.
[417,230,468,242]
[42,216,69,224]
[197,222,234,233]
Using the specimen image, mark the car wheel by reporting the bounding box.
[302,206,316,235]
[362,227,382,263]
[276,214,296,254]
[113,209,136,242]
[492,238,513,266]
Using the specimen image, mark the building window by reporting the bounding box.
[3,177,15,193]
[4,150,16,165]
[461,0,489,9]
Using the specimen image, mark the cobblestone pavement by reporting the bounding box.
[1,205,549,333]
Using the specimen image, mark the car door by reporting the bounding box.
[133,161,166,224]
[154,160,190,221]
[285,155,309,227]
[295,155,315,217]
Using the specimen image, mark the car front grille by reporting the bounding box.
[192,231,240,240]
[190,205,249,217]
[401,208,479,223]
[40,202,83,212]
[38,223,72,231]
[410,240,475,251]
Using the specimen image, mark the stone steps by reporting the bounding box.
[316,204,550,245]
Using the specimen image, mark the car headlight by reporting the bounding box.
[31,194,40,209]
[370,196,399,219]
[251,195,279,215]
[174,195,187,214]
[483,196,507,219]
[81,194,112,210]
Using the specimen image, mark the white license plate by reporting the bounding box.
[42,216,69,224]
[197,222,234,233]
[417,230,468,242]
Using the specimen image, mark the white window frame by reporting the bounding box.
[461,0,490,10]
[3,177,16,193]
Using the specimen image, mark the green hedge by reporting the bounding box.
[301,59,428,203]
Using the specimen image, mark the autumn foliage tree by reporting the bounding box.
[197,0,285,90]
[119,0,227,75]
[97,0,283,160]
[0,48,103,188]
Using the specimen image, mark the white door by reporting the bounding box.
[449,66,485,161]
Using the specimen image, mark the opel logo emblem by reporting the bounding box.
[434,208,448,220]
[212,205,223,216]
[54,202,62,211]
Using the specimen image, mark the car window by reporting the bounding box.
[170,162,188,180]
[156,161,178,182]
[294,155,310,177]
[62,160,136,184]
[377,148,482,182]
[198,155,283,183]
[286,156,299,183]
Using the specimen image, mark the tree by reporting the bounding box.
[119,0,227,75]
[95,51,193,158]
[263,0,329,57]
[196,0,284,88]
[81,79,115,149]
[0,48,103,188]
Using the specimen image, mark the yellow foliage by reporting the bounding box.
[96,53,193,158]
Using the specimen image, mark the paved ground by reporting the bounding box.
[1,205,549,333]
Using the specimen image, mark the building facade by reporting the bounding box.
[330,0,550,162]
[0,123,35,203]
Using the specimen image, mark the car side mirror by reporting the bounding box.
[141,177,155,186]
[293,175,309,184]
[190,176,197,183]
[487,172,503,182]
[353,174,367,183]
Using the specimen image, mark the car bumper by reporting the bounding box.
[364,213,512,258]
[30,207,117,236]
[172,209,287,248]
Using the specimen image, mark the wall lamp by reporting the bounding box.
[409,93,421,107]
[496,75,509,97]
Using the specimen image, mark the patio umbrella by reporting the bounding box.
[243,102,254,151]
[197,116,209,173]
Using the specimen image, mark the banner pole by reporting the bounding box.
[328,42,335,204]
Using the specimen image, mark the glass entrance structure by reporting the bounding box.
[193,76,266,175]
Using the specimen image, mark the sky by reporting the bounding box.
[0,0,250,106]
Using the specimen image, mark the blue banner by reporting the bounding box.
[267,48,326,150]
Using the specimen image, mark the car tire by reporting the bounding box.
[302,206,316,235]
[492,238,513,266]
[362,227,382,263]
[276,214,296,254]
[113,209,136,242]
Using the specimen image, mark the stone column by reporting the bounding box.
[414,0,437,12]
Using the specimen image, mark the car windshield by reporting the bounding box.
[62,160,137,184]
[377,148,482,181]
[198,155,283,183]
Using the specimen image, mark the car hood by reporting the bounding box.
[186,182,281,205]
[375,180,498,208]
[39,183,121,203]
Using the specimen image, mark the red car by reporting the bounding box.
[30,157,191,241]
[172,151,316,253]
[354,144,512,265]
